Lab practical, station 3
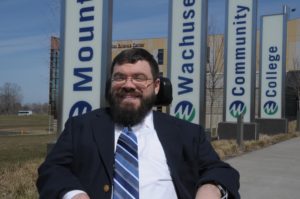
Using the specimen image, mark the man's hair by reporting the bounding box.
[110,48,160,80]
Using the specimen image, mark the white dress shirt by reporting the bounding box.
[63,111,177,199]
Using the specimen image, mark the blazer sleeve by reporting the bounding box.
[36,118,84,199]
[153,111,240,199]
[194,126,240,199]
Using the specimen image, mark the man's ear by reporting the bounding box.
[154,78,160,95]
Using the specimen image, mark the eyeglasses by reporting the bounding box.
[111,74,154,88]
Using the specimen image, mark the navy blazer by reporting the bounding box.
[37,108,240,199]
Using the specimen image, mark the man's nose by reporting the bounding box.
[122,78,136,88]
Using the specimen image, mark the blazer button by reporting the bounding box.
[103,184,110,192]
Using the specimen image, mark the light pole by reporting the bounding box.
[283,5,299,131]
[283,5,296,19]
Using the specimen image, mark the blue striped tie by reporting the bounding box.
[113,127,139,199]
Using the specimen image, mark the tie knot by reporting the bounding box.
[123,127,133,134]
[122,127,137,143]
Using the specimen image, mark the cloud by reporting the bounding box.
[0,34,49,56]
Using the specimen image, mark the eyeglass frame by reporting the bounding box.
[111,73,157,88]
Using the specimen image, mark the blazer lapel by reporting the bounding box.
[91,109,115,182]
[153,112,191,199]
[153,112,183,171]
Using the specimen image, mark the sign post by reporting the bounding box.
[256,13,288,135]
[58,0,112,133]
[168,0,208,127]
[218,0,258,140]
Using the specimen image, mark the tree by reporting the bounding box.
[22,102,49,114]
[286,56,300,104]
[286,56,300,130]
[0,82,23,114]
[290,56,300,98]
[206,18,224,133]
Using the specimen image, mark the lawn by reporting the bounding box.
[0,134,56,199]
[0,114,298,199]
[0,114,56,199]
[0,114,50,134]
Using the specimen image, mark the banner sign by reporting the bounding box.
[58,0,112,132]
[224,0,257,122]
[168,0,207,126]
[260,14,286,118]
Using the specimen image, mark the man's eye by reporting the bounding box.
[113,76,125,81]
[133,75,147,82]
[134,77,145,82]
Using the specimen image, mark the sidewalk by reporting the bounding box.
[226,136,300,199]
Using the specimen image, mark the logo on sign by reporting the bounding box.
[174,100,196,122]
[229,100,247,118]
[263,101,278,115]
[69,101,92,118]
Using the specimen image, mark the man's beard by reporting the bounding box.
[108,88,156,126]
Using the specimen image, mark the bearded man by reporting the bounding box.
[37,48,240,199]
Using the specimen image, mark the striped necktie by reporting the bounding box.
[113,127,139,199]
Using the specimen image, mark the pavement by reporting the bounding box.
[226,136,300,199]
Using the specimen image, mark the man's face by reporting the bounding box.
[108,60,160,126]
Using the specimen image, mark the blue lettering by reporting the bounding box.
[77,0,91,4]
[179,35,194,47]
[182,22,194,33]
[231,5,249,98]
[183,9,195,19]
[182,49,194,59]
[175,3,196,98]
[79,6,94,22]
[182,63,193,73]
[235,76,245,85]
[73,67,93,91]
[183,0,195,6]
[265,46,280,98]
[79,27,94,42]
[269,81,276,88]
[266,90,276,97]
[78,47,93,62]
[178,76,193,95]
[236,48,245,60]
[232,87,244,96]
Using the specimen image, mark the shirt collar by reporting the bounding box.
[115,111,155,133]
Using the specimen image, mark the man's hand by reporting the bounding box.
[195,184,222,199]
[71,193,90,199]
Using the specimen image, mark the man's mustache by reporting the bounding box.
[114,88,143,98]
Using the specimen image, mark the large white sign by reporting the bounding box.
[224,0,256,122]
[260,14,286,118]
[58,0,111,132]
[168,0,207,126]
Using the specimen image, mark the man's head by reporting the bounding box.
[107,48,160,126]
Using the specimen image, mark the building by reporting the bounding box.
[112,38,168,77]
[49,18,300,129]
[49,36,60,119]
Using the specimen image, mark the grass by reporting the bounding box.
[212,132,299,159]
[0,134,56,199]
[0,115,50,134]
[0,114,55,199]
[0,114,299,198]
[0,134,56,168]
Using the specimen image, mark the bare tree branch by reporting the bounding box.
[0,82,23,114]
[206,16,224,131]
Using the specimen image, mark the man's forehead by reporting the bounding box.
[113,61,151,72]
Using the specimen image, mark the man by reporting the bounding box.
[37,48,240,199]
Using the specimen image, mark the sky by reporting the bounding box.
[0,0,299,104]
